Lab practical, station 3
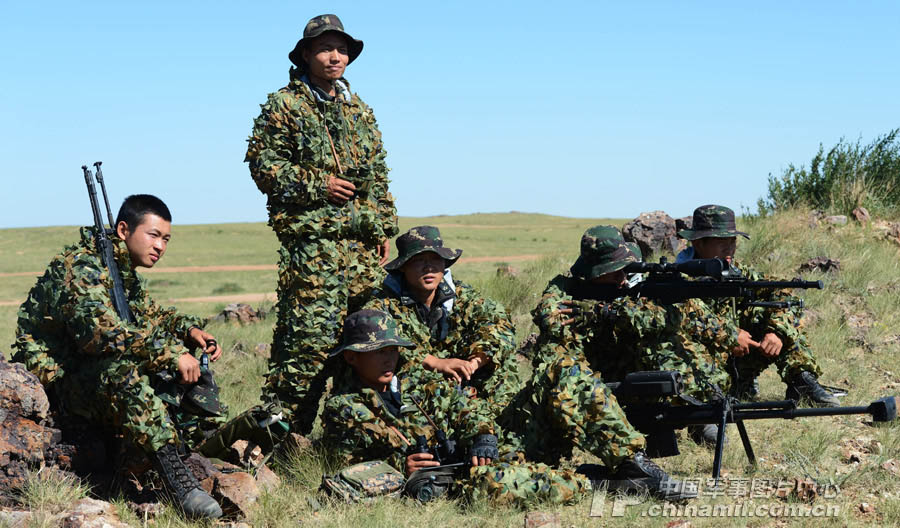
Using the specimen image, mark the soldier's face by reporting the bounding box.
[344,346,400,390]
[401,253,446,295]
[302,33,349,83]
[592,269,627,287]
[117,213,171,268]
[692,237,737,260]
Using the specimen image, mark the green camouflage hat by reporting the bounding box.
[330,309,416,356]
[384,226,463,271]
[570,225,641,279]
[677,204,750,240]
[289,14,364,68]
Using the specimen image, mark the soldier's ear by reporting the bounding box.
[342,350,357,366]
[116,220,131,240]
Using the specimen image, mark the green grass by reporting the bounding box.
[2,210,900,526]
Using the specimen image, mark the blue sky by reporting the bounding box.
[2,1,898,228]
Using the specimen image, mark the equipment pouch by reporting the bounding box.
[320,460,405,503]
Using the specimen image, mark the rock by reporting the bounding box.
[873,220,900,246]
[254,464,280,492]
[126,501,163,519]
[824,215,848,226]
[60,498,131,528]
[496,265,520,277]
[858,501,874,514]
[665,521,693,528]
[881,459,900,477]
[253,343,271,358]
[524,511,560,528]
[675,216,692,233]
[230,440,264,468]
[214,303,263,324]
[184,453,219,483]
[852,207,870,224]
[212,471,260,518]
[798,256,841,273]
[515,333,539,359]
[284,433,313,454]
[622,211,680,259]
[0,510,31,527]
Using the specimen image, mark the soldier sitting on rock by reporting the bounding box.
[675,204,841,406]
[12,195,226,519]
[322,309,695,505]
[363,226,522,418]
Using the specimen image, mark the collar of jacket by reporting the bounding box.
[384,270,457,315]
[289,67,352,103]
[78,226,139,287]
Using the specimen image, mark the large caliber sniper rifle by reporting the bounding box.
[82,162,135,323]
[606,371,899,480]
[569,257,823,307]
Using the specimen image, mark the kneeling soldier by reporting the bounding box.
[13,195,224,518]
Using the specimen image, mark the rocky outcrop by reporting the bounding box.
[622,211,682,259]
[213,303,265,324]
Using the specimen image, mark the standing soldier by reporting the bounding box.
[675,204,840,406]
[246,14,399,434]
[13,195,225,519]
[364,226,522,417]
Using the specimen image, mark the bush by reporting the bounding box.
[758,129,900,218]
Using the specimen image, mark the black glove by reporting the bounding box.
[566,300,615,327]
[469,434,499,460]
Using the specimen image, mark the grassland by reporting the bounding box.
[1,211,899,527]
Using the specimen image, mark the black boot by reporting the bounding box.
[606,451,697,500]
[152,443,222,519]
[689,424,727,447]
[786,371,840,407]
[730,376,760,400]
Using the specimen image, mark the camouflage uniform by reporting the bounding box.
[675,205,824,395]
[322,310,650,507]
[531,226,737,402]
[245,15,398,433]
[12,227,225,452]
[365,226,521,417]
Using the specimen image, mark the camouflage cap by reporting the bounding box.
[570,225,641,279]
[384,226,463,272]
[289,14,364,68]
[330,309,416,356]
[677,204,750,241]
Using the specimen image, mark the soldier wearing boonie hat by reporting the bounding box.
[247,13,399,435]
[365,226,522,419]
[676,205,841,407]
[532,224,737,447]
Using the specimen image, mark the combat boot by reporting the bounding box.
[689,424,727,447]
[152,443,222,519]
[786,371,840,406]
[730,377,760,401]
[606,451,697,500]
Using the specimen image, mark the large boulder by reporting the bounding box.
[622,211,681,259]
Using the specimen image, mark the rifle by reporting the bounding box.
[569,257,822,308]
[404,396,468,502]
[82,162,135,323]
[606,370,898,481]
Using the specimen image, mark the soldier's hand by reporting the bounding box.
[756,332,783,358]
[188,327,222,361]
[733,329,754,357]
[406,452,440,477]
[326,176,356,205]
[177,353,201,384]
[558,300,611,327]
[471,455,492,467]
[378,239,391,266]
[423,355,476,383]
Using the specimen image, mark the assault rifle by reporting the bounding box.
[606,371,898,481]
[82,162,135,323]
[569,257,822,307]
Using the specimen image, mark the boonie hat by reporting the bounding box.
[570,225,641,280]
[677,204,750,241]
[384,226,463,272]
[289,14,364,68]
[330,309,416,357]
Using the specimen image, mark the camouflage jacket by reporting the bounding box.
[321,369,496,471]
[245,68,398,244]
[13,227,202,385]
[363,272,521,402]
[530,274,738,384]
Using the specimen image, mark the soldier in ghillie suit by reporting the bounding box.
[531,225,738,445]
[322,310,694,505]
[245,14,399,434]
[363,226,521,417]
[675,204,840,406]
[12,195,224,519]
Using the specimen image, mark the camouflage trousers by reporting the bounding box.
[263,234,385,434]
[500,355,646,469]
[461,457,589,507]
[54,355,222,454]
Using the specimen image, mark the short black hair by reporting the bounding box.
[115,194,172,230]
